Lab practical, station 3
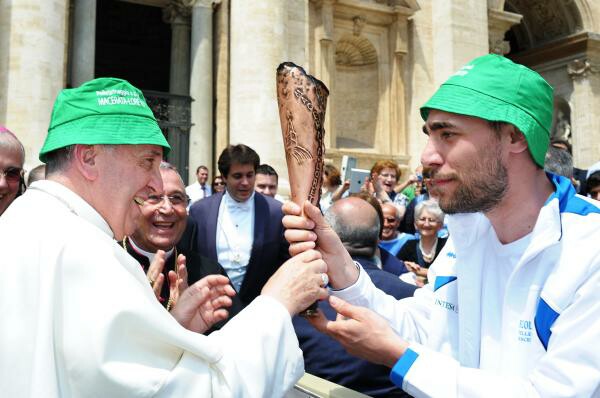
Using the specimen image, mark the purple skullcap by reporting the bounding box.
[0,125,17,138]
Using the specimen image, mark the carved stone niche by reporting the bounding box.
[311,0,419,161]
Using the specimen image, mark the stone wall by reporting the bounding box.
[0,0,69,170]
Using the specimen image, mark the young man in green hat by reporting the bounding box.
[0,77,329,396]
[283,54,600,397]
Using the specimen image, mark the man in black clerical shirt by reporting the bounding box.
[124,161,242,327]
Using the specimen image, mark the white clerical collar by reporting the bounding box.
[129,238,174,263]
[223,190,255,210]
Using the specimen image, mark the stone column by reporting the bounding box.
[568,57,600,168]
[229,0,288,181]
[164,1,192,179]
[1,0,69,168]
[314,0,335,150]
[188,0,218,184]
[488,9,522,55]
[71,0,97,87]
[432,0,489,84]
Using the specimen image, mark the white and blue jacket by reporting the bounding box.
[334,175,600,397]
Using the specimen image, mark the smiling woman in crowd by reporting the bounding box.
[397,199,446,286]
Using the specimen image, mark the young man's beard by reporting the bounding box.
[429,148,509,215]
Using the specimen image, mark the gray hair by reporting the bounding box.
[324,206,380,257]
[414,199,445,224]
[46,145,120,176]
[27,164,46,186]
[544,146,573,179]
[159,161,185,186]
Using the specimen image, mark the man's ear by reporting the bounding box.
[506,125,529,154]
[73,145,100,180]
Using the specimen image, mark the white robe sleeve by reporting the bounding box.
[58,238,303,398]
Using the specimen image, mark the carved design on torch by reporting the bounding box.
[284,110,313,164]
[276,62,329,207]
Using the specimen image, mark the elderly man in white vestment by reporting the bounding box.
[0,77,329,397]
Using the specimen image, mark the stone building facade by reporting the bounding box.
[1,0,599,191]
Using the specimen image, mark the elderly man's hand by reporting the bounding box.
[170,275,236,334]
[261,249,329,315]
[147,250,167,299]
[309,296,408,368]
[282,200,358,289]
[166,254,189,310]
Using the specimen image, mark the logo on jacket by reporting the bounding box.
[518,320,533,343]
[435,298,458,313]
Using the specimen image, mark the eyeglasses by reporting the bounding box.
[416,217,440,224]
[0,167,23,184]
[213,181,225,186]
[145,193,189,207]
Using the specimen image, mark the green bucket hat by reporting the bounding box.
[40,77,170,162]
[420,54,553,168]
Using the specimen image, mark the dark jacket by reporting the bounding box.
[188,191,289,306]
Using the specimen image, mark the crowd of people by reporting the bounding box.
[1,53,599,397]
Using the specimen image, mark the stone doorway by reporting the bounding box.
[69,0,192,183]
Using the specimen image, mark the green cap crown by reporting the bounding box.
[40,77,170,162]
[420,54,554,167]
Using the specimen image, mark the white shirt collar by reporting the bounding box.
[223,190,255,211]
[129,238,175,263]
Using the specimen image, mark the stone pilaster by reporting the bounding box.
[229,0,288,183]
[568,56,600,168]
[390,10,411,156]
[432,0,489,84]
[214,0,230,171]
[188,0,219,183]
[488,9,522,55]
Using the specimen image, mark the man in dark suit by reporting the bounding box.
[188,144,289,307]
[124,161,243,328]
[293,197,416,398]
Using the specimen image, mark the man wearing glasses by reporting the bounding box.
[0,78,329,397]
[123,161,243,324]
[0,125,25,216]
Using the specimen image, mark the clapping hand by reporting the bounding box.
[147,250,167,299]
[166,254,189,311]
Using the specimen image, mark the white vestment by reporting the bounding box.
[0,180,303,397]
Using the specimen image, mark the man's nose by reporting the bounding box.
[421,138,443,169]
[158,197,174,213]
[148,167,163,193]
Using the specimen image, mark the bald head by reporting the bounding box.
[0,127,25,216]
[325,197,380,257]
[0,128,25,165]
